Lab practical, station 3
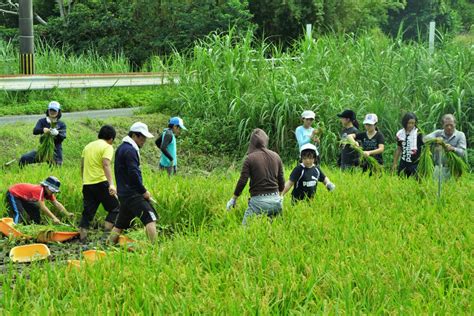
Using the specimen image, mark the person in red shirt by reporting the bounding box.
[5,176,73,224]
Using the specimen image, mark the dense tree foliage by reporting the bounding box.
[1,0,473,65]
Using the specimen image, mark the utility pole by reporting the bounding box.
[19,0,34,74]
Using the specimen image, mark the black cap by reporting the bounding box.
[337,109,356,120]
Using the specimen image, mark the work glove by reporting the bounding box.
[50,128,59,136]
[226,198,236,210]
[326,182,336,192]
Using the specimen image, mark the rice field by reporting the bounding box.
[0,117,472,314]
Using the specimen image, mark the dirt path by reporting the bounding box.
[0,107,140,125]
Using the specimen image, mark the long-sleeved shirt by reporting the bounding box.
[234,129,285,197]
[295,125,314,149]
[33,117,67,161]
[424,129,466,157]
[114,142,146,198]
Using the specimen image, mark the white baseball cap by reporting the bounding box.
[48,101,61,111]
[363,113,378,125]
[301,110,316,119]
[300,143,319,156]
[130,122,154,138]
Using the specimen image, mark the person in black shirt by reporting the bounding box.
[392,112,424,177]
[281,144,335,203]
[337,109,359,169]
[347,113,385,172]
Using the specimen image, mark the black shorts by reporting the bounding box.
[80,181,120,228]
[114,194,158,229]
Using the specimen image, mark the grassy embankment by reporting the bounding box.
[0,116,472,314]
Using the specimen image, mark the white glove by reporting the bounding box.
[326,182,336,192]
[226,198,236,210]
[50,128,59,136]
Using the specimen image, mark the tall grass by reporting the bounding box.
[169,30,473,163]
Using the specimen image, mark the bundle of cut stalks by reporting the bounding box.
[340,140,382,174]
[35,123,56,163]
[418,138,468,179]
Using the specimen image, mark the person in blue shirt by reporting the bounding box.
[156,116,187,175]
[19,101,67,166]
[295,110,320,150]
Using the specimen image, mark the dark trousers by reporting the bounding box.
[19,150,63,167]
[79,181,119,229]
[5,192,41,224]
[159,164,177,175]
[398,161,418,178]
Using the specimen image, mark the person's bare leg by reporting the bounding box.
[108,227,123,244]
[104,221,114,231]
[145,222,157,243]
[79,227,88,241]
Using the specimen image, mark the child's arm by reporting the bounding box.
[281,180,295,196]
[52,200,74,218]
[38,200,61,224]
[323,177,336,191]
[391,146,402,172]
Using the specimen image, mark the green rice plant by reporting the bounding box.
[17,224,77,238]
[446,150,469,178]
[417,140,436,179]
[418,139,468,179]
[340,140,382,174]
[35,123,57,164]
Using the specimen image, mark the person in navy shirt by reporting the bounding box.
[281,144,335,203]
[19,101,67,166]
[108,122,159,244]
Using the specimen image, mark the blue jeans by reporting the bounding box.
[242,194,283,225]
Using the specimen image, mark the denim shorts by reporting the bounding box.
[242,193,282,225]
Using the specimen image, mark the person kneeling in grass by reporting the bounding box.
[226,128,285,225]
[5,176,73,224]
[79,125,119,241]
[108,122,159,244]
[281,144,335,203]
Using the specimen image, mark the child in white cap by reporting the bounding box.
[295,110,320,150]
[281,143,335,203]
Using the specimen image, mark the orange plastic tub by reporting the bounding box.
[10,243,51,263]
[83,250,106,262]
[37,231,80,243]
[0,217,28,238]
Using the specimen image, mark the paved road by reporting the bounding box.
[0,107,140,125]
